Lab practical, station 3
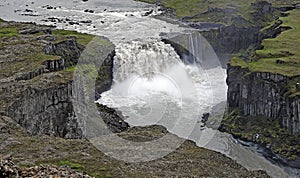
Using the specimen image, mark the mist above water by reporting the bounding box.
[111,40,198,100]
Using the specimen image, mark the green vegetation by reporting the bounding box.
[286,76,300,97]
[229,9,300,96]
[141,0,211,18]
[230,9,300,76]
[57,161,85,171]
[0,19,100,79]
[139,0,295,26]
[0,27,18,37]
[221,109,300,160]
[0,118,268,178]
[52,30,94,45]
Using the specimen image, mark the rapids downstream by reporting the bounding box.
[0,0,299,177]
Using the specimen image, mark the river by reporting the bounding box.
[0,0,299,177]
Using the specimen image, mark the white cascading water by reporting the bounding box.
[188,33,201,64]
[113,41,182,82]
[99,39,213,138]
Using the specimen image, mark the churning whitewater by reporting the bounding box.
[99,39,212,136]
[0,0,296,176]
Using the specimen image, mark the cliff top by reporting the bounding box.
[230,8,300,96]
[0,19,113,113]
[139,0,299,27]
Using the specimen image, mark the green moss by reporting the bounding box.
[0,27,18,37]
[228,9,300,96]
[57,161,85,171]
[65,65,76,72]
[25,52,61,61]
[286,76,300,97]
[229,57,249,68]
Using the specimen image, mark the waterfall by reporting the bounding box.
[179,32,220,69]
[98,37,216,135]
[187,32,202,64]
[106,39,205,101]
[113,40,182,82]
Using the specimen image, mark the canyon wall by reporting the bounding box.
[227,65,300,134]
[0,24,128,139]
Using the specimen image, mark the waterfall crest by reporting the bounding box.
[113,40,182,82]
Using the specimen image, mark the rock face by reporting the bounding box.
[7,82,81,138]
[0,21,128,139]
[227,64,300,134]
[43,37,83,67]
[95,49,115,100]
[194,2,296,60]
[201,25,261,54]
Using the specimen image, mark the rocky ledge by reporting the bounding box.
[0,20,128,139]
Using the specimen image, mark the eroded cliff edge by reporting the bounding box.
[0,20,128,139]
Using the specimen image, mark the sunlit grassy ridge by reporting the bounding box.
[229,8,300,96]
[230,9,300,76]
[52,30,95,45]
[140,0,254,18]
[0,21,98,80]
[139,0,295,25]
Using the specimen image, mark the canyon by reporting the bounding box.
[0,0,300,177]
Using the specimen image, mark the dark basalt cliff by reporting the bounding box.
[226,65,300,134]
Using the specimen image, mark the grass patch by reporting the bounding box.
[52,30,95,45]
[229,9,300,96]
[57,161,85,171]
[138,0,296,26]
[140,0,254,18]
[230,8,300,77]
[229,56,249,68]
[24,52,61,61]
[0,27,18,37]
